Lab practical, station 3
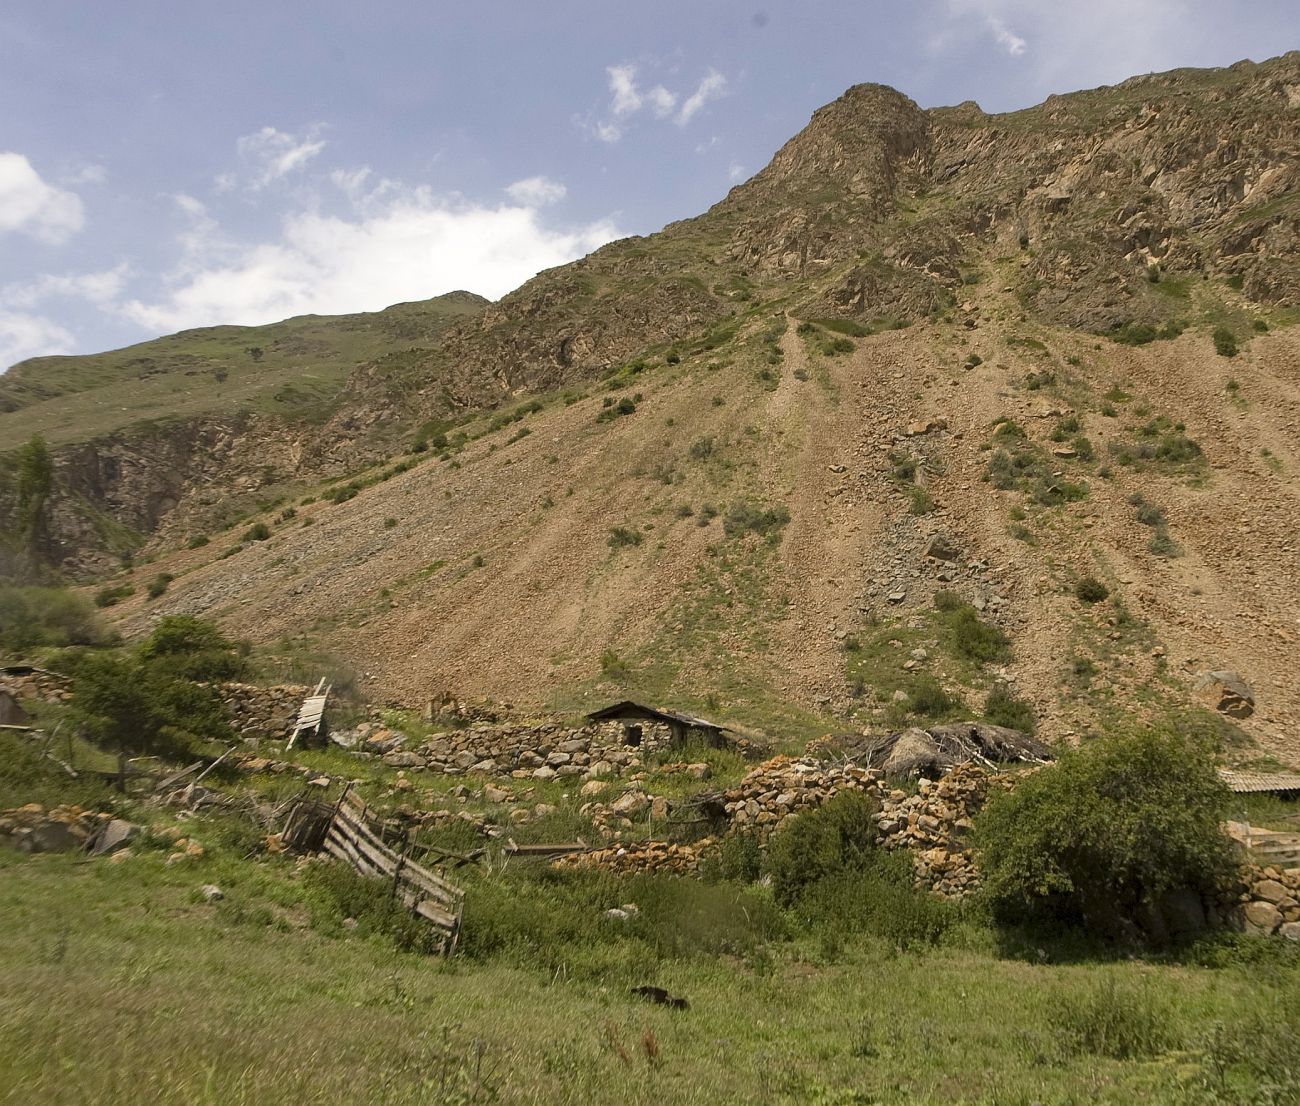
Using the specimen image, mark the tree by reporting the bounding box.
[137,615,248,682]
[975,728,1235,939]
[68,650,230,788]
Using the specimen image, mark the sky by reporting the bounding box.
[1,1,1295,369]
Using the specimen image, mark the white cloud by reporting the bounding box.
[0,152,85,244]
[586,64,727,142]
[504,176,567,207]
[121,188,622,333]
[728,161,746,183]
[217,125,327,191]
[0,311,75,370]
[937,1,1195,81]
[677,70,728,125]
[65,163,107,186]
[646,85,678,118]
[5,264,129,309]
[608,65,642,116]
[987,15,1027,55]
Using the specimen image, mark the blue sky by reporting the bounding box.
[1,1,1294,368]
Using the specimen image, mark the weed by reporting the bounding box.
[1074,576,1109,604]
[608,527,643,549]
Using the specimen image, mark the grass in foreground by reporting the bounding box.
[1,838,1297,1106]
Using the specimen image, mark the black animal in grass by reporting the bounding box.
[631,985,689,1011]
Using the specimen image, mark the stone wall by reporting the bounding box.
[343,718,682,781]
[218,682,309,739]
[0,669,72,704]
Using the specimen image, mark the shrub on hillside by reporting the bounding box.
[766,791,881,908]
[984,685,1036,735]
[723,501,791,540]
[1212,326,1238,358]
[1074,576,1110,604]
[975,728,1235,938]
[0,586,113,652]
[138,615,248,682]
[765,791,956,948]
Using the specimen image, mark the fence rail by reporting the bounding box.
[320,787,464,954]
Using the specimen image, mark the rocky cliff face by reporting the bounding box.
[5,53,1300,575]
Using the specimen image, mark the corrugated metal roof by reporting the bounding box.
[1219,769,1300,794]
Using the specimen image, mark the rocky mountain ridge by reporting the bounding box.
[2,54,1298,768]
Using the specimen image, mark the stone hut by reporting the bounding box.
[585,700,729,750]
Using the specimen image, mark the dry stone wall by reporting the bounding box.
[0,669,72,704]
[341,718,680,781]
[218,683,308,739]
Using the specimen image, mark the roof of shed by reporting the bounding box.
[585,700,727,731]
[1218,769,1300,794]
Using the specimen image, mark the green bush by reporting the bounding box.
[607,526,643,549]
[1074,576,1109,604]
[137,615,248,682]
[0,586,112,652]
[975,727,1235,937]
[1212,326,1238,358]
[145,573,174,600]
[907,675,963,718]
[94,584,135,609]
[242,522,271,542]
[765,791,881,908]
[187,534,210,549]
[723,501,791,540]
[984,686,1036,734]
[765,792,955,948]
[947,607,1010,664]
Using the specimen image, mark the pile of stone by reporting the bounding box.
[0,803,109,853]
[218,682,309,739]
[1221,866,1300,940]
[721,756,883,843]
[554,839,707,875]
[874,763,1018,896]
[0,667,72,704]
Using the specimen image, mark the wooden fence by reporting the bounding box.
[321,787,464,955]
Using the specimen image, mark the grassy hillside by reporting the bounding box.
[0,291,487,450]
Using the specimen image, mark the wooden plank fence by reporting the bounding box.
[322,787,464,955]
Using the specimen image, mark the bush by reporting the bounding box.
[907,675,962,718]
[137,615,248,681]
[187,534,210,549]
[975,727,1236,937]
[1212,326,1238,358]
[723,501,790,540]
[765,792,955,948]
[94,584,135,609]
[242,522,271,542]
[1074,576,1109,604]
[984,686,1036,734]
[947,607,1010,664]
[765,791,881,908]
[0,586,112,652]
[145,573,174,600]
[607,526,643,549]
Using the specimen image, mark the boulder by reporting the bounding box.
[1280,922,1300,942]
[90,818,139,856]
[1242,899,1282,934]
[1192,671,1255,719]
[1254,878,1289,905]
[923,534,960,563]
[611,789,650,817]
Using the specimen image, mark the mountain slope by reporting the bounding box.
[7,53,1300,765]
